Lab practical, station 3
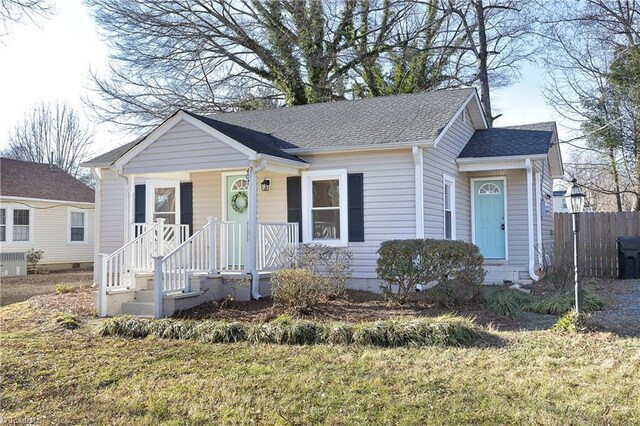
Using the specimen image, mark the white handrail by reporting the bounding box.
[159,218,217,295]
[102,219,163,291]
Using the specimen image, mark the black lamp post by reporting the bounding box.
[564,179,586,313]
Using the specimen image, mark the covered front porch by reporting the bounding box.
[97,163,302,317]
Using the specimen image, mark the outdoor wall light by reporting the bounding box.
[261,179,271,192]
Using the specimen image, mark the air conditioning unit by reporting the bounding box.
[1,252,27,277]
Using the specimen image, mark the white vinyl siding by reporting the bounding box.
[0,199,94,264]
[123,121,249,174]
[99,168,126,254]
[423,111,475,242]
[300,149,416,279]
[190,170,288,232]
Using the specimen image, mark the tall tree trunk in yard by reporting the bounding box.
[474,0,493,127]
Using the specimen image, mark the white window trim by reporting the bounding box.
[0,204,34,244]
[443,174,457,240]
[67,208,89,244]
[301,169,348,247]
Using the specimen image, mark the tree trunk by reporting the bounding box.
[474,0,493,127]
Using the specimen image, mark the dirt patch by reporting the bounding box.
[27,287,96,320]
[0,271,93,306]
[174,289,557,331]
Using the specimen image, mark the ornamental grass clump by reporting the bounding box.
[551,311,599,333]
[486,287,533,317]
[487,287,605,317]
[100,315,486,347]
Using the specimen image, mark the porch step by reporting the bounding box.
[134,289,202,303]
[120,301,155,317]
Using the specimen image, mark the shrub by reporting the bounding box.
[537,243,573,290]
[429,280,486,308]
[53,313,81,330]
[376,239,485,304]
[270,268,328,313]
[551,311,599,333]
[99,315,488,347]
[54,283,76,295]
[289,244,353,299]
[26,248,44,273]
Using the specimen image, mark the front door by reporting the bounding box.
[225,174,248,268]
[146,179,181,252]
[473,179,506,259]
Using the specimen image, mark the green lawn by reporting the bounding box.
[1,302,639,425]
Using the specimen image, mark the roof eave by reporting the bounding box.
[284,139,433,155]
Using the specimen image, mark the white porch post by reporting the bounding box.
[98,253,107,317]
[153,255,164,319]
[208,216,217,275]
[412,146,425,239]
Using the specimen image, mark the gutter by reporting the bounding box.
[525,160,538,282]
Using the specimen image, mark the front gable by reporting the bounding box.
[122,117,253,174]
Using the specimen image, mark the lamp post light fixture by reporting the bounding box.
[261,179,271,192]
[564,178,586,313]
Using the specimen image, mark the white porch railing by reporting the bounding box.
[257,222,299,271]
[159,217,217,295]
[220,221,245,272]
[101,220,163,292]
[131,223,189,254]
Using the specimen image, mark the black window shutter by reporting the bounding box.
[180,182,193,236]
[348,173,365,242]
[134,184,146,224]
[286,176,303,242]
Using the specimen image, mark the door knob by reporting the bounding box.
[501,224,505,230]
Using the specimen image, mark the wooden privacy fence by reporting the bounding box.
[554,212,640,278]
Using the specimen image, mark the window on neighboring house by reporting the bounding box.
[12,209,30,241]
[443,175,456,240]
[302,170,348,246]
[0,208,5,242]
[69,210,86,242]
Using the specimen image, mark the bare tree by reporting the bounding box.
[4,102,94,178]
[1,0,52,35]
[443,0,535,126]
[539,0,640,210]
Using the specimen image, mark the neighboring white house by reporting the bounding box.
[553,189,569,213]
[0,158,95,273]
[82,87,563,317]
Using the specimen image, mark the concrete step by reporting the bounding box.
[121,301,154,317]
[133,290,155,303]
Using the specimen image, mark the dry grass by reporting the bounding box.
[0,271,93,306]
[1,299,639,425]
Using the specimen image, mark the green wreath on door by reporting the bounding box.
[231,191,248,214]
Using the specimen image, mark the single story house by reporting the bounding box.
[82,87,563,317]
[0,157,95,274]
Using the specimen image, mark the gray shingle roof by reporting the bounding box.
[209,88,475,150]
[84,88,476,166]
[0,157,94,203]
[457,122,556,159]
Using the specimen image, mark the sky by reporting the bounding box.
[0,0,570,160]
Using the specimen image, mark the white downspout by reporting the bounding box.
[535,169,543,265]
[525,160,538,281]
[412,146,425,239]
[248,159,268,300]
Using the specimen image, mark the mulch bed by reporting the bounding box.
[174,289,558,331]
[27,287,96,320]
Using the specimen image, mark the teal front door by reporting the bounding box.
[473,179,506,259]
[225,175,248,269]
